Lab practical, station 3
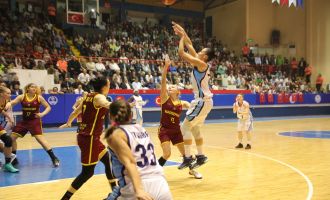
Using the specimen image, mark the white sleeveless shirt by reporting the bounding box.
[120,124,163,183]
[191,64,213,99]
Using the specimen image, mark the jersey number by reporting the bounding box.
[171,117,175,124]
[83,105,87,114]
[26,112,31,116]
[135,143,157,168]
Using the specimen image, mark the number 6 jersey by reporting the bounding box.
[110,124,164,187]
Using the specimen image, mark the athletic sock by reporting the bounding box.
[108,179,118,188]
[47,149,57,160]
[12,150,17,155]
[158,157,167,166]
[5,157,11,164]
[61,191,73,200]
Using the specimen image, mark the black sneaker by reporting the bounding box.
[191,155,208,169]
[235,143,243,148]
[52,157,60,167]
[178,156,194,170]
[245,144,251,149]
[11,157,19,166]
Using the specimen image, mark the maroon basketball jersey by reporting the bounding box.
[160,98,182,128]
[21,94,40,120]
[78,93,108,137]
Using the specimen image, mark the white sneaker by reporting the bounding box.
[189,169,203,179]
[10,153,16,164]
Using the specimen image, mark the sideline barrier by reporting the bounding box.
[11,92,330,125]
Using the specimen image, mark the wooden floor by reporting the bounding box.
[1,117,330,200]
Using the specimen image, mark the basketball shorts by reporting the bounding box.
[77,134,107,166]
[237,118,253,132]
[158,126,184,145]
[118,176,172,200]
[186,98,213,127]
[0,125,6,136]
[12,119,43,137]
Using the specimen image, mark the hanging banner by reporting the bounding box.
[67,12,84,25]
[280,0,289,6]
[272,0,280,4]
[297,0,303,7]
[289,0,297,7]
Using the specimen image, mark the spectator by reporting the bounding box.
[298,57,307,77]
[132,78,142,90]
[56,57,68,79]
[74,84,84,94]
[67,56,81,77]
[77,69,90,87]
[89,9,99,28]
[242,43,250,57]
[316,74,324,93]
[48,3,57,24]
[120,77,132,89]
[11,84,23,95]
[95,58,106,72]
[291,57,298,80]
[305,64,312,84]
[61,77,73,90]
[109,59,120,72]
[86,57,96,71]
[50,86,63,94]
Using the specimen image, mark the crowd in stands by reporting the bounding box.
[0,8,328,94]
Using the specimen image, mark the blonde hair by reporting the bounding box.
[24,83,40,95]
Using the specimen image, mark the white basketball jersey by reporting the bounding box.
[120,124,163,184]
[236,100,253,120]
[133,95,144,109]
[191,64,213,99]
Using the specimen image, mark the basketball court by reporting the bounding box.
[1,116,329,200]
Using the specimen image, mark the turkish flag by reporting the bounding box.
[68,13,84,24]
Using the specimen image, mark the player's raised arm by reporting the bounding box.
[160,55,171,104]
[178,36,207,72]
[107,129,154,200]
[172,22,197,57]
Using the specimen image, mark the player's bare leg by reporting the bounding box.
[235,131,244,148]
[34,135,60,167]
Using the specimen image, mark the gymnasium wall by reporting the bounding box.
[246,0,306,58]
[205,0,247,53]
[306,0,330,84]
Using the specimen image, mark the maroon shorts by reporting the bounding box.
[77,134,106,166]
[158,126,184,145]
[12,119,43,137]
[0,125,6,136]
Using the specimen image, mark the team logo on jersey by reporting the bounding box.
[48,96,58,105]
[314,95,321,103]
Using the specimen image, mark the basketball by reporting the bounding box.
[162,0,176,6]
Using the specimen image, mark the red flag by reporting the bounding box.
[67,13,84,24]
[280,0,288,6]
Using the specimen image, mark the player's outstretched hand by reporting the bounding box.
[136,190,154,200]
[59,123,71,129]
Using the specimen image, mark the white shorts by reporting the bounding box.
[118,176,172,200]
[237,119,253,132]
[185,98,213,127]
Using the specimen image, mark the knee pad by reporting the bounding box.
[0,134,12,147]
[181,120,192,141]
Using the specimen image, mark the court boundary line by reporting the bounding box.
[275,131,330,140]
[206,145,313,200]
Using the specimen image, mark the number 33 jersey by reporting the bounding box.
[117,124,164,184]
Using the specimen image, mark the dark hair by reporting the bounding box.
[104,100,132,138]
[205,48,215,62]
[89,76,108,93]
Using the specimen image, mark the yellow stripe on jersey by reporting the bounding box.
[88,135,94,164]
[90,108,100,135]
